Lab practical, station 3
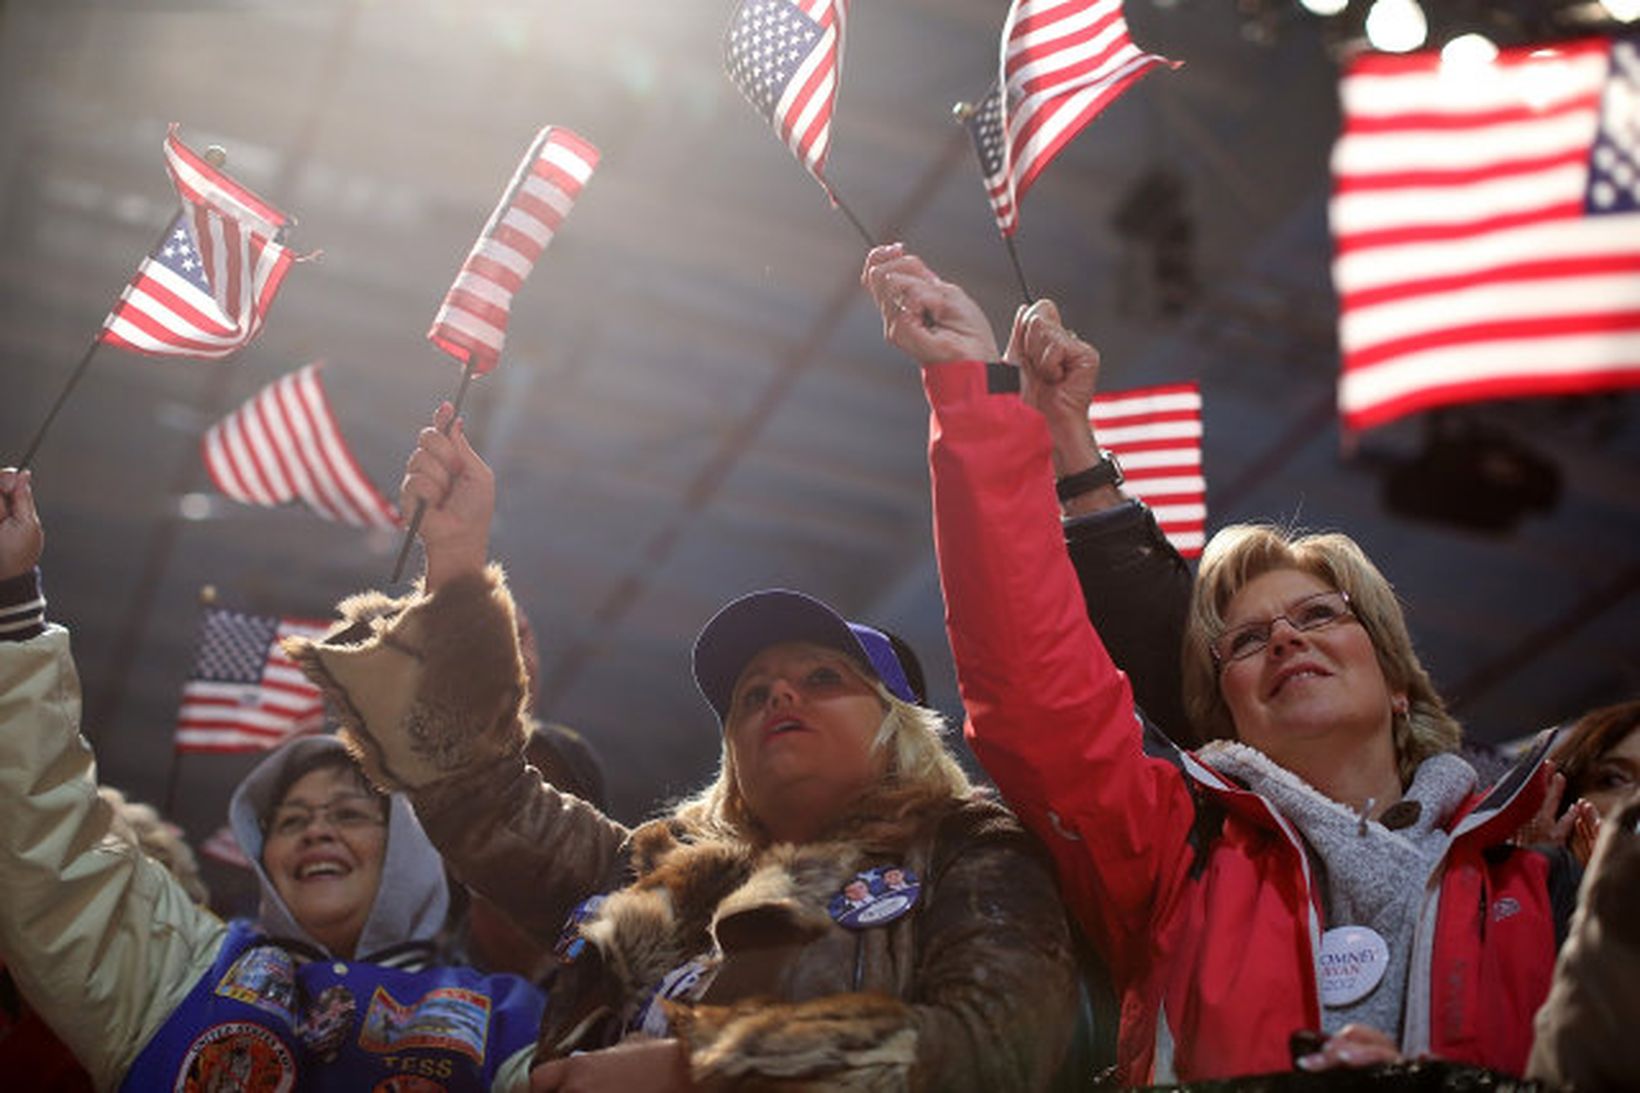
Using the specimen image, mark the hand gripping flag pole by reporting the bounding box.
[18,128,300,468]
[390,125,600,583]
[724,0,877,247]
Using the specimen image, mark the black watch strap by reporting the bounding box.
[1055,450,1123,503]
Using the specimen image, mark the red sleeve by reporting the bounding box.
[923,359,1199,975]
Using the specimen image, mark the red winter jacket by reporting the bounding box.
[922,360,1563,1084]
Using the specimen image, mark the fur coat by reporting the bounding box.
[288,567,1078,1091]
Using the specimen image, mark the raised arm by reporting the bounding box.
[862,249,1202,969]
[0,469,225,1088]
[286,412,629,945]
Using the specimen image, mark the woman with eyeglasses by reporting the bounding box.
[0,469,544,1090]
[862,245,1571,1084]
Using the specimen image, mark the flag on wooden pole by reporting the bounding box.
[202,362,400,529]
[101,125,296,359]
[1091,381,1205,557]
[1333,37,1640,431]
[427,126,600,373]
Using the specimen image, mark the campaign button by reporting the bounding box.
[1317,925,1389,1008]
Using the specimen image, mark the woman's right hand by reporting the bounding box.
[861,243,1000,365]
[400,402,494,591]
[1006,300,1106,477]
[0,468,43,580]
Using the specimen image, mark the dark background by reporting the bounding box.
[1,0,1635,914]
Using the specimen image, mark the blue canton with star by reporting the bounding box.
[725,0,823,122]
[152,211,213,294]
[1584,39,1640,215]
[192,608,279,685]
[970,85,1007,180]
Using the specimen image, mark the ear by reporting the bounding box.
[1391,693,1410,716]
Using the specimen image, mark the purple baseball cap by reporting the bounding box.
[692,589,919,724]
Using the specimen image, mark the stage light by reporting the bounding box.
[1365,0,1428,53]
[1298,0,1349,15]
[1442,33,1498,70]
[1601,0,1640,22]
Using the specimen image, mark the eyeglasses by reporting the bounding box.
[265,795,386,840]
[1210,589,1356,667]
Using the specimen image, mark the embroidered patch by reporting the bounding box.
[1492,897,1521,921]
[296,983,357,1061]
[828,865,921,929]
[553,893,607,965]
[1317,925,1390,1008]
[358,986,491,1063]
[214,945,298,1024]
[371,1076,449,1092]
[173,1021,296,1093]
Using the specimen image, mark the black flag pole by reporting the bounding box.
[388,358,479,583]
[17,146,240,470]
[953,97,1034,306]
[830,190,877,248]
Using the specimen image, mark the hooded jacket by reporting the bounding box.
[0,573,541,1092]
[917,360,1567,1084]
[287,565,1080,1091]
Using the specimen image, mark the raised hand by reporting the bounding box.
[1008,300,1103,460]
[861,243,1000,366]
[399,402,494,591]
[0,468,43,580]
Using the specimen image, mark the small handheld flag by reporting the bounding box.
[998,0,1177,229]
[174,607,329,753]
[202,362,401,530]
[427,126,599,375]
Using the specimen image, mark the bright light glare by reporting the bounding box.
[1365,0,1429,53]
[1441,33,1499,70]
[1602,0,1640,21]
[1299,0,1350,15]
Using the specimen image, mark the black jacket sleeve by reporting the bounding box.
[1063,501,1198,747]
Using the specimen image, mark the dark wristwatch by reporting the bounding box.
[1055,449,1123,503]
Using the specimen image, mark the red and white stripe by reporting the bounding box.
[427,126,599,373]
[1332,39,1640,431]
[1001,0,1176,209]
[779,0,847,184]
[1090,381,1205,556]
[100,126,294,360]
[200,824,252,870]
[202,362,401,529]
[175,617,329,754]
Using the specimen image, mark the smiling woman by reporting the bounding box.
[281,409,1081,1092]
[0,472,546,1091]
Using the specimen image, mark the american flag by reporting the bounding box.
[1333,38,1640,432]
[175,608,330,753]
[998,0,1176,233]
[1090,381,1205,557]
[725,0,847,196]
[427,126,599,374]
[202,362,400,530]
[200,824,252,870]
[965,85,1018,234]
[101,126,295,359]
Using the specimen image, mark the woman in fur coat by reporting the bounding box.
[286,406,1078,1092]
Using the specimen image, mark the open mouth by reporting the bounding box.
[295,860,349,880]
[763,718,807,739]
[1270,667,1328,697]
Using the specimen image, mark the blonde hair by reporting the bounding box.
[99,786,212,906]
[673,657,973,841]
[1181,523,1462,785]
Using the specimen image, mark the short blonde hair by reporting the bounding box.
[1181,523,1461,784]
[674,657,972,841]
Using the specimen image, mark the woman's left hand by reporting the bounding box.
[529,1039,695,1092]
[1294,1023,1405,1071]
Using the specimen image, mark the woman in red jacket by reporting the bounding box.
[861,244,1572,1085]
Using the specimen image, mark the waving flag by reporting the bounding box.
[175,609,329,753]
[1333,38,1640,432]
[999,0,1176,233]
[200,824,252,870]
[725,0,847,196]
[202,362,400,529]
[101,125,295,359]
[427,126,599,374]
[965,85,1019,234]
[1091,381,1205,556]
